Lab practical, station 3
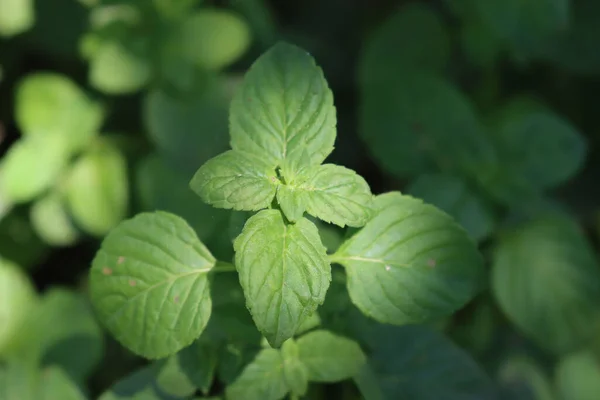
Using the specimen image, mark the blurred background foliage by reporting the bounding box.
[1,0,600,399]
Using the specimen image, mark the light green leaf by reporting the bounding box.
[359,2,450,86]
[0,259,37,356]
[190,150,279,212]
[155,356,197,397]
[225,348,289,400]
[281,340,308,397]
[90,211,215,359]
[0,136,69,203]
[39,367,86,400]
[359,71,495,179]
[297,330,365,383]
[0,361,38,400]
[179,9,251,70]
[332,192,485,325]
[136,154,228,242]
[230,42,336,175]
[143,81,230,174]
[65,140,128,236]
[5,289,103,384]
[556,350,600,400]
[234,209,331,347]
[282,164,373,227]
[408,174,495,242]
[15,73,103,152]
[0,0,34,37]
[295,312,321,336]
[89,40,151,95]
[492,215,600,354]
[30,192,79,246]
[275,184,305,222]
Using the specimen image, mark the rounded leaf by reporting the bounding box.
[90,211,216,359]
[234,210,331,347]
[30,192,79,246]
[332,192,485,325]
[65,140,129,236]
[556,350,600,400]
[0,0,34,37]
[180,9,251,70]
[0,259,37,355]
[492,216,600,354]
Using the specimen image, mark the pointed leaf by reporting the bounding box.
[296,330,366,383]
[234,209,331,347]
[276,184,305,222]
[491,215,600,354]
[225,348,289,400]
[332,192,485,325]
[190,150,279,211]
[90,211,215,359]
[230,42,336,175]
[283,164,373,227]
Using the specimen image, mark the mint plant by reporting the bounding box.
[88,42,484,399]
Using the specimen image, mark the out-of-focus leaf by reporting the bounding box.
[556,350,600,400]
[155,356,197,398]
[359,2,450,86]
[497,356,556,400]
[98,364,166,400]
[0,259,37,356]
[408,174,495,242]
[176,340,217,395]
[0,0,34,37]
[153,0,200,20]
[30,193,79,247]
[492,216,600,354]
[0,361,38,400]
[179,9,251,70]
[0,209,48,269]
[65,139,129,236]
[39,367,86,400]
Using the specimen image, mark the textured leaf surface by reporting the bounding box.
[90,211,215,359]
[234,210,331,347]
[225,348,289,400]
[282,164,373,227]
[492,215,600,354]
[408,174,494,242]
[190,150,279,211]
[281,340,308,397]
[364,325,494,400]
[556,350,600,400]
[180,9,251,70]
[65,140,128,236]
[359,2,450,86]
[359,71,495,179]
[297,330,365,382]
[230,42,336,175]
[332,192,485,325]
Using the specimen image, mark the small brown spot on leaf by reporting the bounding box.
[174,295,180,304]
[117,256,125,264]
[102,267,113,275]
[427,259,436,268]
[129,280,137,287]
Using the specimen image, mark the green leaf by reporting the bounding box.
[176,340,217,395]
[179,9,251,70]
[296,330,365,383]
[39,367,86,400]
[155,356,197,397]
[136,154,228,242]
[492,215,600,354]
[5,289,104,384]
[89,40,151,95]
[488,110,586,191]
[275,184,305,223]
[90,211,215,359]
[280,164,373,227]
[225,348,289,400]
[15,73,103,152]
[234,209,331,347]
[359,71,495,179]
[30,192,79,246]
[556,350,600,400]
[359,2,450,86]
[190,150,279,211]
[0,361,38,400]
[497,356,556,400]
[365,325,494,400]
[229,42,336,175]
[332,192,485,325]
[0,209,48,269]
[0,0,34,37]
[280,340,308,397]
[65,140,129,236]
[153,0,200,20]
[143,82,230,174]
[0,136,69,203]
[0,259,37,356]
[408,174,495,242]
[98,364,166,400]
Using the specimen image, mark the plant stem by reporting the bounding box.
[211,261,237,274]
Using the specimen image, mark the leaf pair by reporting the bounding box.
[226,330,366,400]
